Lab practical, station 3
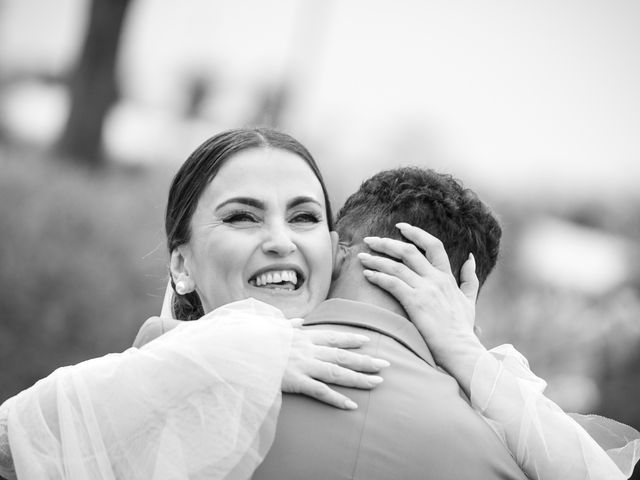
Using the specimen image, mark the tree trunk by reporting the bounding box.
[57,0,131,167]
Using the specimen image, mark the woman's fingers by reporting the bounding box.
[283,329,388,409]
[361,269,415,305]
[363,236,432,277]
[459,253,479,303]
[314,346,390,373]
[288,317,304,328]
[307,329,370,349]
[289,377,359,410]
[357,251,421,287]
[308,361,384,390]
[396,222,453,275]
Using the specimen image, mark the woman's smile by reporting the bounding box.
[176,147,335,318]
[248,265,303,290]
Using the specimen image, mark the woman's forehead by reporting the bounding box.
[202,148,325,206]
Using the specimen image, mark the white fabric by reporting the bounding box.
[0,299,292,480]
[0,398,16,479]
[470,344,640,480]
[160,280,173,319]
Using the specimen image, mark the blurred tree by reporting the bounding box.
[183,74,213,119]
[249,83,290,128]
[57,0,132,166]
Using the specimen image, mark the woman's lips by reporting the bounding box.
[248,268,303,290]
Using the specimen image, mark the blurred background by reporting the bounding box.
[0,0,639,473]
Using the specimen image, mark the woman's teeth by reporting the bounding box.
[252,270,299,289]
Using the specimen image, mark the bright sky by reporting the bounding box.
[1,0,639,202]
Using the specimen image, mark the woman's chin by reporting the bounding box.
[248,288,317,318]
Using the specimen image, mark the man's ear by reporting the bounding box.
[330,231,347,279]
[170,247,195,294]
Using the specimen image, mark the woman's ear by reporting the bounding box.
[170,247,195,294]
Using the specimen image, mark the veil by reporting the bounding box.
[160,279,174,319]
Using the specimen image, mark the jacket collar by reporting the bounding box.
[305,298,436,368]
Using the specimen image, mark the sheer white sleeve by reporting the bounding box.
[2,298,293,480]
[470,344,640,480]
[0,398,16,479]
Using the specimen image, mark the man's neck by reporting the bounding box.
[327,260,408,318]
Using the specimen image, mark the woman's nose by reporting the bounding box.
[261,225,297,256]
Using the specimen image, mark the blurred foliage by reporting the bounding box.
[0,146,171,399]
[477,198,640,478]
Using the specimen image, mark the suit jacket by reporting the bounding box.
[252,299,528,480]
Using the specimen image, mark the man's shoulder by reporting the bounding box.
[307,298,402,325]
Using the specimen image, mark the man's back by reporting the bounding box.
[253,299,527,480]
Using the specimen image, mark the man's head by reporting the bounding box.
[334,167,501,288]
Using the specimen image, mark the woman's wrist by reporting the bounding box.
[431,333,487,396]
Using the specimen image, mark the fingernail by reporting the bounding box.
[369,375,384,385]
[362,269,374,277]
[363,236,379,244]
[345,399,358,410]
[356,334,370,343]
[373,359,391,368]
[395,222,410,229]
[357,252,371,259]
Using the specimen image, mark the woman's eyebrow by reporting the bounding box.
[287,196,322,209]
[216,197,264,210]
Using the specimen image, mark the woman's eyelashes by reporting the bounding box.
[289,211,322,225]
[222,210,260,225]
[220,208,322,227]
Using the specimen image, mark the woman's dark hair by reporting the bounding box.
[166,127,333,320]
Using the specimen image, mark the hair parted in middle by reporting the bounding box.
[334,166,502,288]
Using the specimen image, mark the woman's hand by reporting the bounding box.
[356,223,484,372]
[282,322,389,410]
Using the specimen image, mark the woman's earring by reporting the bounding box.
[175,280,188,295]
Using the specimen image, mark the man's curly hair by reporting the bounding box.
[334,167,501,288]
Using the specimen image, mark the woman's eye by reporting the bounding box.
[223,212,258,224]
[290,212,321,224]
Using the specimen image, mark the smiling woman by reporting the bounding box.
[164,128,335,320]
[0,128,389,480]
[170,147,335,319]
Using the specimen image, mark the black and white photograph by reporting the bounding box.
[1,1,639,478]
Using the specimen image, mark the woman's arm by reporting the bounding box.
[359,223,640,480]
[134,315,388,410]
[471,343,640,479]
[4,299,294,479]
[1,299,387,479]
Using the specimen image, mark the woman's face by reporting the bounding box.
[175,147,335,318]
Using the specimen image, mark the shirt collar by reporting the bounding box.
[305,298,436,368]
